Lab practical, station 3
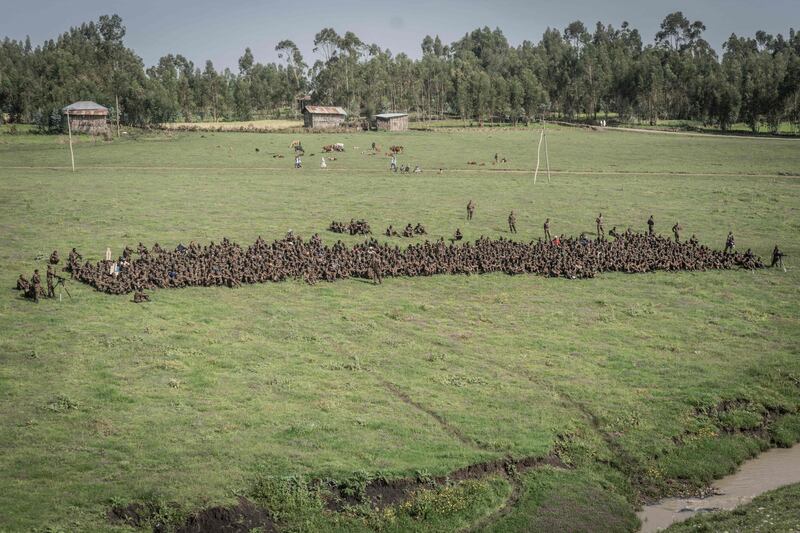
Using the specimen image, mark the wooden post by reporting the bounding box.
[116,94,121,138]
[67,113,75,172]
[543,121,551,183]
[534,129,543,184]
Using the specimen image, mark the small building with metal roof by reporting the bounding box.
[303,105,347,129]
[375,112,409,131]
[62,101,109,135]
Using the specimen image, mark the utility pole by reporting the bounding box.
[67,113,75,172]
[534,106,551,184]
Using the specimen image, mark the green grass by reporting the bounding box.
[664,482,800,532]
[1,126,799,531]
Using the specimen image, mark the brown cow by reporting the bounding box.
[390,145,404,154]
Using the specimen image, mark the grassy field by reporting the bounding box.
[1,125,799,532]
[159,118,303,131]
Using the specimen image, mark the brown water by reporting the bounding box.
[637,444,800,532]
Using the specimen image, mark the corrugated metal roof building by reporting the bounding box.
[375,112,409,131]
[62,101,109,135]
[303,105,347,129]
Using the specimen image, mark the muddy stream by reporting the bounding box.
[637,443,800,531]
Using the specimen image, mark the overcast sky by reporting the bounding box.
[2,0,798,71]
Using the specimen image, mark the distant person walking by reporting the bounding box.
[466,200,475,220]
[543,218,551,241]
[295,155,302,169]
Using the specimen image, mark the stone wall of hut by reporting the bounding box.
[63,114,109,135]
[304,112,346,129]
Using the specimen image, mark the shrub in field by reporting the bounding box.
[46,395,78,413]
[247,474,322,522]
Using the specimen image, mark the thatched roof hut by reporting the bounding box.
[62,101,109,135]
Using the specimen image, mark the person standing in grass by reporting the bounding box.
[508,210,517,233]
[771,245,784,268]
[466,200,475,220]
[596,213,604,239]
[295,155,302,168]
[647,215,655,235]
[724,232,735,253]
[30,269,41,303]
[672,222,682,243]
[368,249,382,285]
[544,218,551,241]
[46,264,55,298]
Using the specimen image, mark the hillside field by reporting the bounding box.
[1,125,799,532]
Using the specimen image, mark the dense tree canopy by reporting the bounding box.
[1,12,798,132]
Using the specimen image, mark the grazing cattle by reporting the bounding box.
[289,140,302,148]
[323,143,345,153]
[390,145,404,154]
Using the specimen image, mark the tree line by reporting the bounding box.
[1,12,798,132]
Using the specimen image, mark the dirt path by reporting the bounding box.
[463,475,523,533]
[381,379,488,451]
[2,165,795,179]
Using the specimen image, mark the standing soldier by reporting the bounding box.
[771,245,785,268]
[672,222,682,243]
[543,218,552,241]
[30,269,42,303]
[647,215,655,235]
[508,211,517,233]
[49,250,60,265]
[46,264,55,298]
[368,249,382,285]
[67,248,82,274]
[724,232,735,253]
[595,213,605,239]
[466,200,475,221]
